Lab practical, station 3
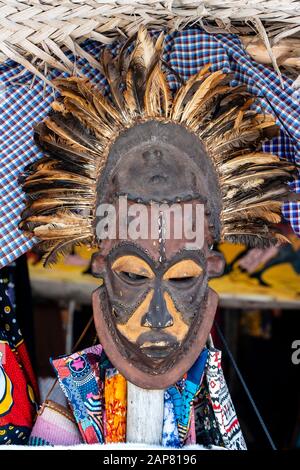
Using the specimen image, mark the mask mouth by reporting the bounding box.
[140,343,179,359]
[136,331,180,358]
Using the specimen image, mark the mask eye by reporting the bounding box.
[168,276,195,284]
[118,271,148,283]
[163,260,203,285]
[111,255,154,283]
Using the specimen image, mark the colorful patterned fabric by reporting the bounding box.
[185,406,196,445]
[162,390,180,448]
[29,400,83,446]
[0,28,299,269]
[0,266,38,444]
[51,343,246,449]
[104,368,126,443]
[205,348,247,450]
[194,378,224,447]
[168,348,208,444]
[51,344,104,444]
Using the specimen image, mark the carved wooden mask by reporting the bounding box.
[91,121,225,388]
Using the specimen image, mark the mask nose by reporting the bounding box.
[141,286,173,328]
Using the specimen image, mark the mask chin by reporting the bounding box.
[116,327,182,369]
[135,330,181,360]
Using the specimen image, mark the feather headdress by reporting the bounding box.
[20,27,296,265]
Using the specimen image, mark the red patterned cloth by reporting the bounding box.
[0,268,39,444]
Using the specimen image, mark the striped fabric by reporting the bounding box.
[29,400,82,446]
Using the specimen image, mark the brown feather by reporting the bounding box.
[222,169,293,186]
[43,118,92,154]
[62,98,112,141]
[223,209,281,224]
[126,26,159,112]
[180,70,226,123]
[144,65,171,117]
[171,63,211,121]
[220,153,281,173]
[102,48,127,117]
[42,235,92,267]
[233,98,255,129]
[124,68,137,115]
[274,233,291,245]
[187,85,231,129]
[223,200,283,215]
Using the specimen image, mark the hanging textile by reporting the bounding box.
[0,264,38,444]
[51,344,104,444]
[48,343,246,449]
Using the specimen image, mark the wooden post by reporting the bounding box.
[126,382,165,445]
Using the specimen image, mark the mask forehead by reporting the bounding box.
[96,120,222,242]
[98,199,212,263]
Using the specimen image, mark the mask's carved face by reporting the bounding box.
[102,245,206,361]
[92,202,224,388]
[109,248,203,358]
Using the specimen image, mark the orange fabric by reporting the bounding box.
[104,370,127,443]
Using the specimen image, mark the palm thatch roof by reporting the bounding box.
[0,1,299,83]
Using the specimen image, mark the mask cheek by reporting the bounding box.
[116,290,153,343]
[162,292,189,343]
[104,270,149,319]
[165,277,207,325]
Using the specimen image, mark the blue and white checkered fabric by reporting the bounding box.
[0,29,299,268]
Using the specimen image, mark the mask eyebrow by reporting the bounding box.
[112,255,155,279]
[163,259,203,280]
[108,241,157,266]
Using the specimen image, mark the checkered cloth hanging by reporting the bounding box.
[0,29,299,268]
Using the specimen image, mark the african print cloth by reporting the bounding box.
[104,368,127,443]
[50,345,104,444]
[205,349,247,450]
[0,265,38,444]
[167,348,209,443]
[0,28,299,269]
[45,343,246,449]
